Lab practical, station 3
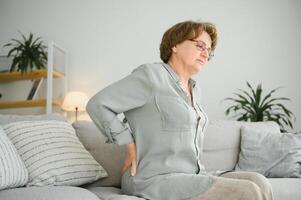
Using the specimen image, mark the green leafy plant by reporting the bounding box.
[3,32,47,74]
[224,81,295,132]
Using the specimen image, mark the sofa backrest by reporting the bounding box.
[73,121,126,188]
[202,120,280,172]
[73,119,280,187]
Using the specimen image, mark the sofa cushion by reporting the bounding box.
[202,120,280,172]
[73,120,126,188]
[235,126,301,177]
[88,187,145,200]
[269,178,301,200]
[0,186,100,200]
[0,126,28,190]
[3,120,108,187]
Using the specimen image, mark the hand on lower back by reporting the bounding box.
[122,143,137,176]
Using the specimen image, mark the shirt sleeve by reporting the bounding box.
[86,65,153,145]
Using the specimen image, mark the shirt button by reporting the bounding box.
[103,121,110,128]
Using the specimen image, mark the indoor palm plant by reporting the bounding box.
[3,32,47,74]
[224,82,295,132]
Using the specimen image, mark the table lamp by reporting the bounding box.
[61,91,89,121]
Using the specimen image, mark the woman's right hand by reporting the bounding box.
[121,143,137,176]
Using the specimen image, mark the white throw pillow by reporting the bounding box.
[235,126,301,178]
[0,126,28,190]
[3,120,108,186]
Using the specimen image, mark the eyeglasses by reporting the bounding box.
[189,39,214,61]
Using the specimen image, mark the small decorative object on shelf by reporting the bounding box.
[3,32,47,74]
[223,81,296,132]
[27,78,43,100]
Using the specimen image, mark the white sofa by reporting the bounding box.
[0,114,300,200]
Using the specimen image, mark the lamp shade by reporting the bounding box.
[61,91,89,112]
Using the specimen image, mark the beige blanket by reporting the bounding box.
[188,171,273,200]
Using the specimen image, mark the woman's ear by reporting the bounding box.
[171,45,177,53]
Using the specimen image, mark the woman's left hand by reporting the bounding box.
[121,143,137,176]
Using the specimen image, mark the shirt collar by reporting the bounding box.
[162,62,196,88]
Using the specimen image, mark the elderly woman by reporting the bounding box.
[86,21,273,200]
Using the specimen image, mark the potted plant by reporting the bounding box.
[223,81,296,132]
[3,32,47,74]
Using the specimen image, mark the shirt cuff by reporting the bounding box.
[114,128,134,145]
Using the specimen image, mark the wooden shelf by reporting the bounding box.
[0,43,67,113]
[0,70,64,83]
[0,99,62,109]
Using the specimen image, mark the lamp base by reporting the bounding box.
[75,107,78,122]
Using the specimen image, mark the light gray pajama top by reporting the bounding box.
[86,63,216,200]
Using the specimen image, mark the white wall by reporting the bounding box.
[0,0,300,132]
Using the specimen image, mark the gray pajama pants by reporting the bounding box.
[188,171,273,200]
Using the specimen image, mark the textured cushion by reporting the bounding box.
[0,126,28,190]
[73,120,126,188]
[235,126,301,177]
[202,120,280,172]
[3,120,108,186]
[0,113,67,125]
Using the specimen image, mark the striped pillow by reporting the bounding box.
[3,120,108,186]
[0,126,28,189]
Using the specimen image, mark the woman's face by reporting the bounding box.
[172,31,212,74]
